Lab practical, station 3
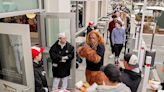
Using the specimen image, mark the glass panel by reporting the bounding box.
[71,1,85,29]
[0,34,26,85]
[45,17,71,47]
[98,1,102,18]
[0,0,39,13]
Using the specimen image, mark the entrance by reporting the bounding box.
[40,12,76,91]
[0,23,34,92]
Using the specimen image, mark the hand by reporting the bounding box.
[62,56,68,60]
[83,43,89,48]
[61,59,66,63]
[43,87,48,92]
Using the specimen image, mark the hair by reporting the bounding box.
[103,64,121,82]
[112,15,117,19]
[86,30,104,46]
[120,12,128,21]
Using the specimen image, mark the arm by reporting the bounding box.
[112,29,115,45]
[108,21,114,32]
[96,45,105,58]
[34,70,43,87]
[108,22,111,31]
[34,70,45,92]
[78,46,101,63]
[49,44,62,62]
[123,29,126,45]
[67,45,75,61]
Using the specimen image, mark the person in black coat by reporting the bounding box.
[31,46,48,92]
[49,32,74,91]
[87,21,95,35]
[120,53,141,92]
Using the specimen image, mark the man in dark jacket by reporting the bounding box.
[31,46,48,92]
[49,32,74,91]
[108,15,117,58]
[120,53,141,92]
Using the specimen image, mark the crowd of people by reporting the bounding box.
[30,3,164,92]
[0,15,37,32]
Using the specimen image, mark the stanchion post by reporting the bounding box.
[142,56,152,92]
[139,47,145,71]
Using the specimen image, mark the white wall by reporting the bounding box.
[85,1,98,25]
[45,0,70,13]
[101,0,108,17]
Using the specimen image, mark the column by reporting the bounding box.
[101,0,108,17]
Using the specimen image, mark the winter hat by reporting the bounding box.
[112,14,117,18]
[101,64,121,82]
[88,21,94,26]
[31,46,44,58]
[59,32,66,38]
[124,53,139,68]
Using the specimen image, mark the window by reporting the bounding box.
[71,1,86,29]
[0,0,39,13]
[45,17,71,47]
[0,34,26,85]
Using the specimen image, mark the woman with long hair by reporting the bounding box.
[78,30,108,85]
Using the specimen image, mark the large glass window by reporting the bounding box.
[0,34,26,85]
[0,0,39,13]
[45,17,71,47]
[71,1,86,28]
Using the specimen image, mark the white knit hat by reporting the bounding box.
[59,32,66,38]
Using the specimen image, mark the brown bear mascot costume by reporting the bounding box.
[78,30,109,85]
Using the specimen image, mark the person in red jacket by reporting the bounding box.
[108,14,118,58]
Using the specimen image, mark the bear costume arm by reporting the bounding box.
[78,46,101,63]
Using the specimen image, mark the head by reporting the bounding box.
[124,53,139,70]
[115,21,122,28]
[101,64,121,83]
[115,11,121,17]
[58,32,67,44]
[31,46,44,62]
[86,30,104,48]
[88,21,94,27]
[112,15,117,21]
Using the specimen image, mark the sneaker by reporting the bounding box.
[109,54,114,58]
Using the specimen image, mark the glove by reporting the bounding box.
[43,87,48,92]
[62,56,69,60]
[60,56,68,63]
[61,59,66,63]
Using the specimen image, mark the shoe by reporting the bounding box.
[109,54,114,58]
[114,57,120,66]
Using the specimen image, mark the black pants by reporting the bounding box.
[114,44,123,57]
[109,32,114,54]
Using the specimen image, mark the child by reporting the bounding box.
[31,46,48,92]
